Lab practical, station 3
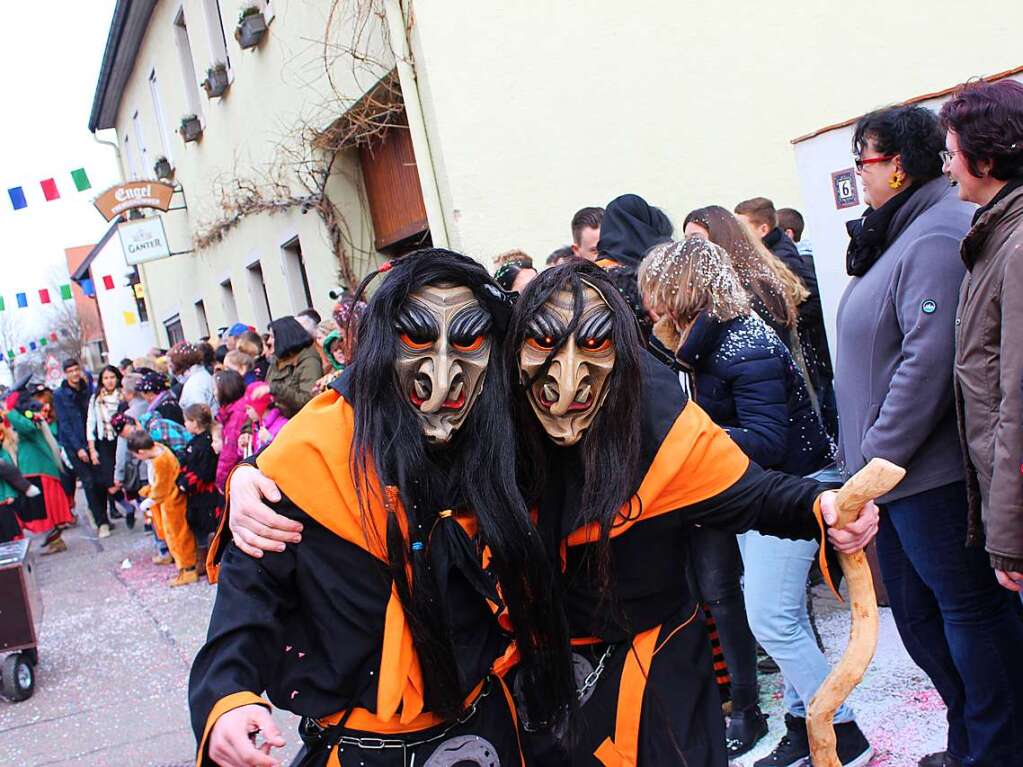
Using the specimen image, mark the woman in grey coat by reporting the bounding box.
[835,104,1023,767]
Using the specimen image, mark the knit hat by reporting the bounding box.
[110,412,133,435]
[136,369,168,393]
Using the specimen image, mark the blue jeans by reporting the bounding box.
[738,530,855,724]
[878,481,1023,766]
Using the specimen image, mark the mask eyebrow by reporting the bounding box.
[526,308,566,340]
[395,300,440,341]
[577,306,613,341]
[449,304,492,343]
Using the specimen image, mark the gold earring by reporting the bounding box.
[889,172,904,190]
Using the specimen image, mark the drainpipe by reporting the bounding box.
[382,0,450,248]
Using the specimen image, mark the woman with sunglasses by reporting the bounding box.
[838,104,1023,767]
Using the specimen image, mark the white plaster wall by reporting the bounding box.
[408,0,1023,268]
[110,0,388,345]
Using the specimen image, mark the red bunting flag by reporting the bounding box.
[102,275,115,290]
[39,289,51,304]
[40,178,60,201]
[49,332,57,342]
[18,346,25,354]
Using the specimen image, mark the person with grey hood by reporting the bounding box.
[835,104,1023,767]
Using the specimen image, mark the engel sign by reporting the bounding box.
[117,217,172,266]
[94,180,175,221]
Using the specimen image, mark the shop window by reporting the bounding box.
[246,261,272,329]
[281,236,313,312]
[165,314,185,346]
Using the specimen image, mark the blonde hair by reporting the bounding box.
[684,205,807,328]
[224,350,254,373]
[639,237,751,326]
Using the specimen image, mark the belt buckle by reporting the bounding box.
[359,737,388,750]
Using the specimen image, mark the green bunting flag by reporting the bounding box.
[60,283,73,300]
[0,296,4,311]
[71,168,91,192]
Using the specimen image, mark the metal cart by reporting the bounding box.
[0,538,42,701]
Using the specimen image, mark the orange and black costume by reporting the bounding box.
[189,384,525,766]
[525,356,837,767]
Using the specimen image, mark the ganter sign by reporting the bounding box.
[94,180,175,221]
[117,217,172,265]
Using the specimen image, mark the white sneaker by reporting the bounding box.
[25,485,41,498]
[98,524,111,539]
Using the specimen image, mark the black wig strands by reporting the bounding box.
[346,248,574,726]
[267,316,313,359]
[507,261,645,601]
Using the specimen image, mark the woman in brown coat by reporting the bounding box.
[264,316,323,419]
[941,80,1023,599]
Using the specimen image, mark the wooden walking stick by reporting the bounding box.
[806,457,906,766]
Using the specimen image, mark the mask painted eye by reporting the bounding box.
[579,337,612,352]
[400,333,433,351]
[526,335,557,351]
[452,334,485,352]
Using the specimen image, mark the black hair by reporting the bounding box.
[214,345,229,365]
[507,261,644,601]
[268,316,313,359]
[852,104,945,181]
[546,245,575,266]
[347,248,574,725]
[198,342,216,370]
[62,358,81,371]
[97,365,123,390]
[118,358,133,370]
[297,307,322,324]
[214,369,245,406]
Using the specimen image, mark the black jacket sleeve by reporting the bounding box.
[681,461,835,540]
[188,502,304,751]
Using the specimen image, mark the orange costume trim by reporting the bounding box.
[566,401,750,548]
[204,390,502,753]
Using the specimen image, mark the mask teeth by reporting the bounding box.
[414,378,430,400]
[448,379,464,400]
[542,382,558,402]
[575,383,591,404]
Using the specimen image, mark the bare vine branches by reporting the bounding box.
[191,0,412,290]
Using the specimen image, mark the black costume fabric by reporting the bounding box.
[845,183,922,276]
[763,226,834,383]
[177,431,223,539]
[525,354,835,767]
[596,194,674,269]
[189,377,519,767]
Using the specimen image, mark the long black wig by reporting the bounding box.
[507,261,645,601]
[346,248,574,725]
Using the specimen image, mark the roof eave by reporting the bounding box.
[88,0,158,133]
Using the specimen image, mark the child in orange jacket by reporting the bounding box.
[128,430,197,587]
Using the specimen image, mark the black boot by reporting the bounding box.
[126,511,136,530]
[834,720,872,767]
[726,705,768,758]
[754,713,809,767]
[919,753,962,767]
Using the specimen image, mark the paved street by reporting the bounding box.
[1,510,945,767]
